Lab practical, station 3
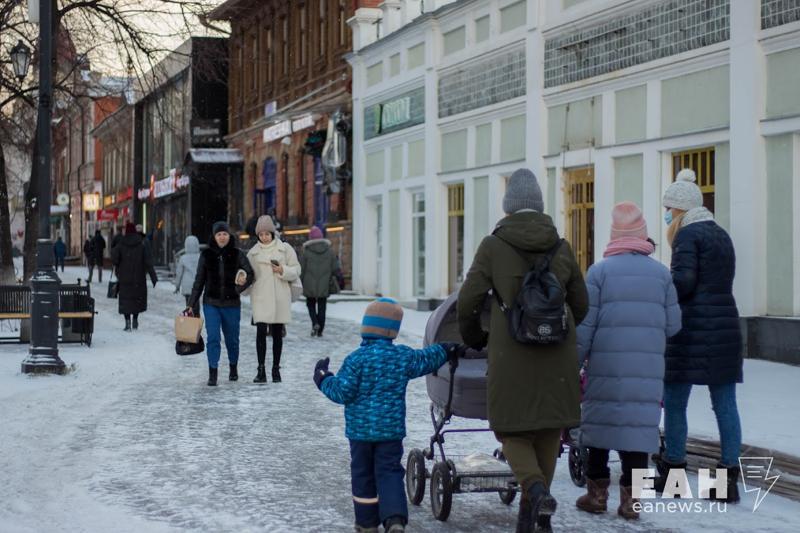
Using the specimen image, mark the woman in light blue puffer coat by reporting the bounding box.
[174,235,201,314]
[575,202,682,520]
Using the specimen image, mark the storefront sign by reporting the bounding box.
[292,114,315,133]
[264,101,278,118]
[263,114,316,144]
[56,193,70,206]
[117,187,133,202]
[381,97,411,130]
[263,120,292,143]
[177,175,190,188]
[83,193,101,212]
[137,187,151,201]
[104,194,115,207]
[364,86,425,140]
[98,208,118,221]
[154,176,176,199]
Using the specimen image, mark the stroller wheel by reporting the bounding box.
[498,488,517,505]
[430,461,453,522]
[406,449,427,506]
[568,445,588,487]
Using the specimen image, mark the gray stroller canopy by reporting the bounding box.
[423,291,490,359]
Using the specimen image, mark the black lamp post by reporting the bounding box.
[21,0,64,374]
[10,40,31,80]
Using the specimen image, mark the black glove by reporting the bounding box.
[469,331,489,351]
[313,357,333,390]
[440,343,466,367]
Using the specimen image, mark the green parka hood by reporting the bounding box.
[493,211,560,253]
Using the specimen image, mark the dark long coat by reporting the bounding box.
[111,233,157,315]
[666,219,743,385]
[457,211,589,433]
[300,239,337,298]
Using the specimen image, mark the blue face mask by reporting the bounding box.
[664,210,673,226]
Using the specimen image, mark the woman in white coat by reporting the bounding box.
[245,215,301,383]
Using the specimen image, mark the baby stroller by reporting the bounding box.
[405,293,518,522]
[559,368,589,487]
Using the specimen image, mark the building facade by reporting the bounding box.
[210,0,365,287]
[350,0,800,340]
[133,37,234,266]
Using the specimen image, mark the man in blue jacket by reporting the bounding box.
[53,237,67,272]
[314,298,463,533]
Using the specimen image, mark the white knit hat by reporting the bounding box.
[663,168,703,211]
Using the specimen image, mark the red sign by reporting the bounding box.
[98,208,119,221]
[117,187,134,202]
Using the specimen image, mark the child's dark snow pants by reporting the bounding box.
[349,439,407,527]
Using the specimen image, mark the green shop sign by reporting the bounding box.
[364,87,424,140]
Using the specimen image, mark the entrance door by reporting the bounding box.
[447,184,465,293]
[672,147,715,212]
[564,166,595,273]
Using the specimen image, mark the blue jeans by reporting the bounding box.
[203,304,241,369]
[349,440,407,528]
[663,382,742,467]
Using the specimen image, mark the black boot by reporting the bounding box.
[272,366,282,383]
[132,316,139,330]
[313,324,321,337]
[518,481,556,533]
[207,367,217,386]
[536,514,553,533]
[124,317,131,331]
[654,457,688,494]
[229,364,238,381]
[253,365,267,383]
[711,463,740,503]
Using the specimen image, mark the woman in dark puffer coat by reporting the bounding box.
[656,169,743,503]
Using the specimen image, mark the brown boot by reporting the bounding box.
[618,485,640,520]
[576,478,609,513]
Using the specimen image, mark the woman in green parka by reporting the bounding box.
[458,168,588,533]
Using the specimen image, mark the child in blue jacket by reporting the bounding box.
[313,297,462,533]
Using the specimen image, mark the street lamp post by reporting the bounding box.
[10,40,32,80]
[22,0,64,374]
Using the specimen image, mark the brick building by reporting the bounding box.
[209,0,367,287]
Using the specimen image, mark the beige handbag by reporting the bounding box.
[175,313,204,343]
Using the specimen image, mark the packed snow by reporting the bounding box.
[1,265,799,532]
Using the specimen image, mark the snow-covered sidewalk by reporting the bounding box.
[1,266,798,532]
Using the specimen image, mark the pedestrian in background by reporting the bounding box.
[457,168,588,533]
[656,169,743,503]
[53,236,66,273]
[300,225,337,337]
[575,202,682,520]
[174,235,201,316]
[88,229,106,283]
[313,298,464,533]
[83,238,94,280]
[245,215,300,384]
[111,222,157,332]
[187,221,254,386]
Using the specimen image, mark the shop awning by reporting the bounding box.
[185,148,244,165]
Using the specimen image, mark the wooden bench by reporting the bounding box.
[0,283,95,345]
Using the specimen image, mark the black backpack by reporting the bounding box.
[491,235,569,345]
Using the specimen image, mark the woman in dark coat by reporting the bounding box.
[187,221,254,387]
[111,222,157,332]
[300,225,338,337]
[657,169,743,503]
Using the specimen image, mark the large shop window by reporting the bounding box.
[447,184,465,293]
[564,166,595,273]
[672,147,715,213]
[412,192,426,297]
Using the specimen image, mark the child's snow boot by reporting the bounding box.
[253,365,267,383]
[207,367,217,386]
[536,514,553,532]
[576,478,609,513]
[353,526,378,533]
[618,486,639,520]
[711,463,740,503]
[229,364,238,381]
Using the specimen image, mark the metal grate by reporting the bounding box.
[761,0,800,29]
[545,0,730,88]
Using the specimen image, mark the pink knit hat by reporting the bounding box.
[309,226,324,240]
[610,202,648,241]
